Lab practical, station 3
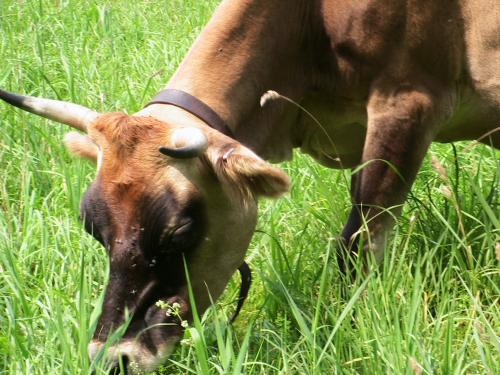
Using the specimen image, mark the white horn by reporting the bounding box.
[0,88,100,132]
[159,127,208,159]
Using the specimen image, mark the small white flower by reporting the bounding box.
[155,300,167,309]
[129,361,144,375]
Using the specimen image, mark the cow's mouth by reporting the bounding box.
[90,333,181,375]
[89,292,188,373]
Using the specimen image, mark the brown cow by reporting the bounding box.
[1,0,498,372]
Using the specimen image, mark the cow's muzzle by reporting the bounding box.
[90,294,187,374]
[89,337,178,374]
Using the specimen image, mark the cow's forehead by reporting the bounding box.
[85,114,172,186]
[87,112,173,154]
[90,157,201,217]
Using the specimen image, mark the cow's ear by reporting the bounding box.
[206,145,290,200]
[63,131,98,163]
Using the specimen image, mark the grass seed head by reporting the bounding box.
[260,90,281,107]
[430,154,449,181]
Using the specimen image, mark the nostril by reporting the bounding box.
[109,355,129,375]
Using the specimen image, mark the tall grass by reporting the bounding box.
[0,1,498,374]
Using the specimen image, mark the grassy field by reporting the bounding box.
[0,1,499,374]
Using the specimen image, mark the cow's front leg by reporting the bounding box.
[339,82,443,271]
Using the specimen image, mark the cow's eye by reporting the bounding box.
[172,220,193,236]
[166,220,197,252]
[158,220,193,255]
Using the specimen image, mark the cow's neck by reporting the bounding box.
[139,0,320,161]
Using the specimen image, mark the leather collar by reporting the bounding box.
[145,89,234,138]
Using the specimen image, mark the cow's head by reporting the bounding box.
[0,89,290,372]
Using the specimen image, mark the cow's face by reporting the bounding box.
[64,112,289,372]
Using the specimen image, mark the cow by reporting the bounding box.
[1,0,498,373]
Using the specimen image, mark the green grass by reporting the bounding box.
[0,1,499,374]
